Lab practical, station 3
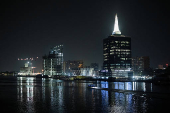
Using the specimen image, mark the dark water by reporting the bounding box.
[0,77,170,113]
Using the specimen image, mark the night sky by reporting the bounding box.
[0,0,169,72]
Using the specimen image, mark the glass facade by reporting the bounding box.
[43,45,63,76]
[103,35,132,77]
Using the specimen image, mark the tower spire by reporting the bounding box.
[112,14,121,35]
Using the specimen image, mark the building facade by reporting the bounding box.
[103,14,132,78]
[80,68,94,76]
[132,56,150,75]
[90,63,99,76]
[43,45,63,76]
[90,63,99,71]
[63,60,83,76]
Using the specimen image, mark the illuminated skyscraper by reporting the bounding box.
[103,14,132,77]
[43,45,63,76]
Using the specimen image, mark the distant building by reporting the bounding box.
[103,14,132,78]
[43,45,63,76]
[80,68,95,76]
[0,71,17,76]
[158,65,164,69]
[90,63,99,76]
[132,56,150,75]
[18,62,32,75]
[91,63,99,71]
[18,62,40,75]
[63,60,83,76]
[153,65,166,76]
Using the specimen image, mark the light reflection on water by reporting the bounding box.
[0,77,170,112]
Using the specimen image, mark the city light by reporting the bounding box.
[112,14,121,35]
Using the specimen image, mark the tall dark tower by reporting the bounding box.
[103,14,132,77]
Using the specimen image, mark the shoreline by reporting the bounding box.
[1,76,170,85]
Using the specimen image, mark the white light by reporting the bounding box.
[112,14,121,35]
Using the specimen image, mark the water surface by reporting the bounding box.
[0,77,170,113]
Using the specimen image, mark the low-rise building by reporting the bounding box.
[63,60,83,76]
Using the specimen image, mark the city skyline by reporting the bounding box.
[0,0,169,72]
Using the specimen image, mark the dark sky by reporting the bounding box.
[0,0,169,72]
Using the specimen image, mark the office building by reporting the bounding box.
[90,63,99,76]
[63,60,83,76]
[80,68,95,76]
[43,45,63,76]
[132,56,150,75]
[103,14,132,78]
[90,63,99,71]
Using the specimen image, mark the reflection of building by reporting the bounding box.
[63,60,83,76]
[103,14,132,78]
[43,45,63,76]
[132,56,150,75]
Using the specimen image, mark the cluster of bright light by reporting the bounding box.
[112,14,121,35]
[18,72,41,75]
[115,68,131,72]
[18,57,38,61]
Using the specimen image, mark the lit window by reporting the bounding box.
[120,58,125,60]
[126,49,130,51]
[121,44,125,46]
[126,41,129,44]
[115,49,120,51]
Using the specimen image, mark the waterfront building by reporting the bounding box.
[158,65,164,69]
[132,56,150,75]
[0,71,17,76]
[153,65,166,76]
[18,62,32,75]
[63,60,83,76]
[80,67,95,76]
[90,63,99,76]
[18,62,40,75]
[103,14,132,78]
[43,45,63,76]
[90,63,99,71]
